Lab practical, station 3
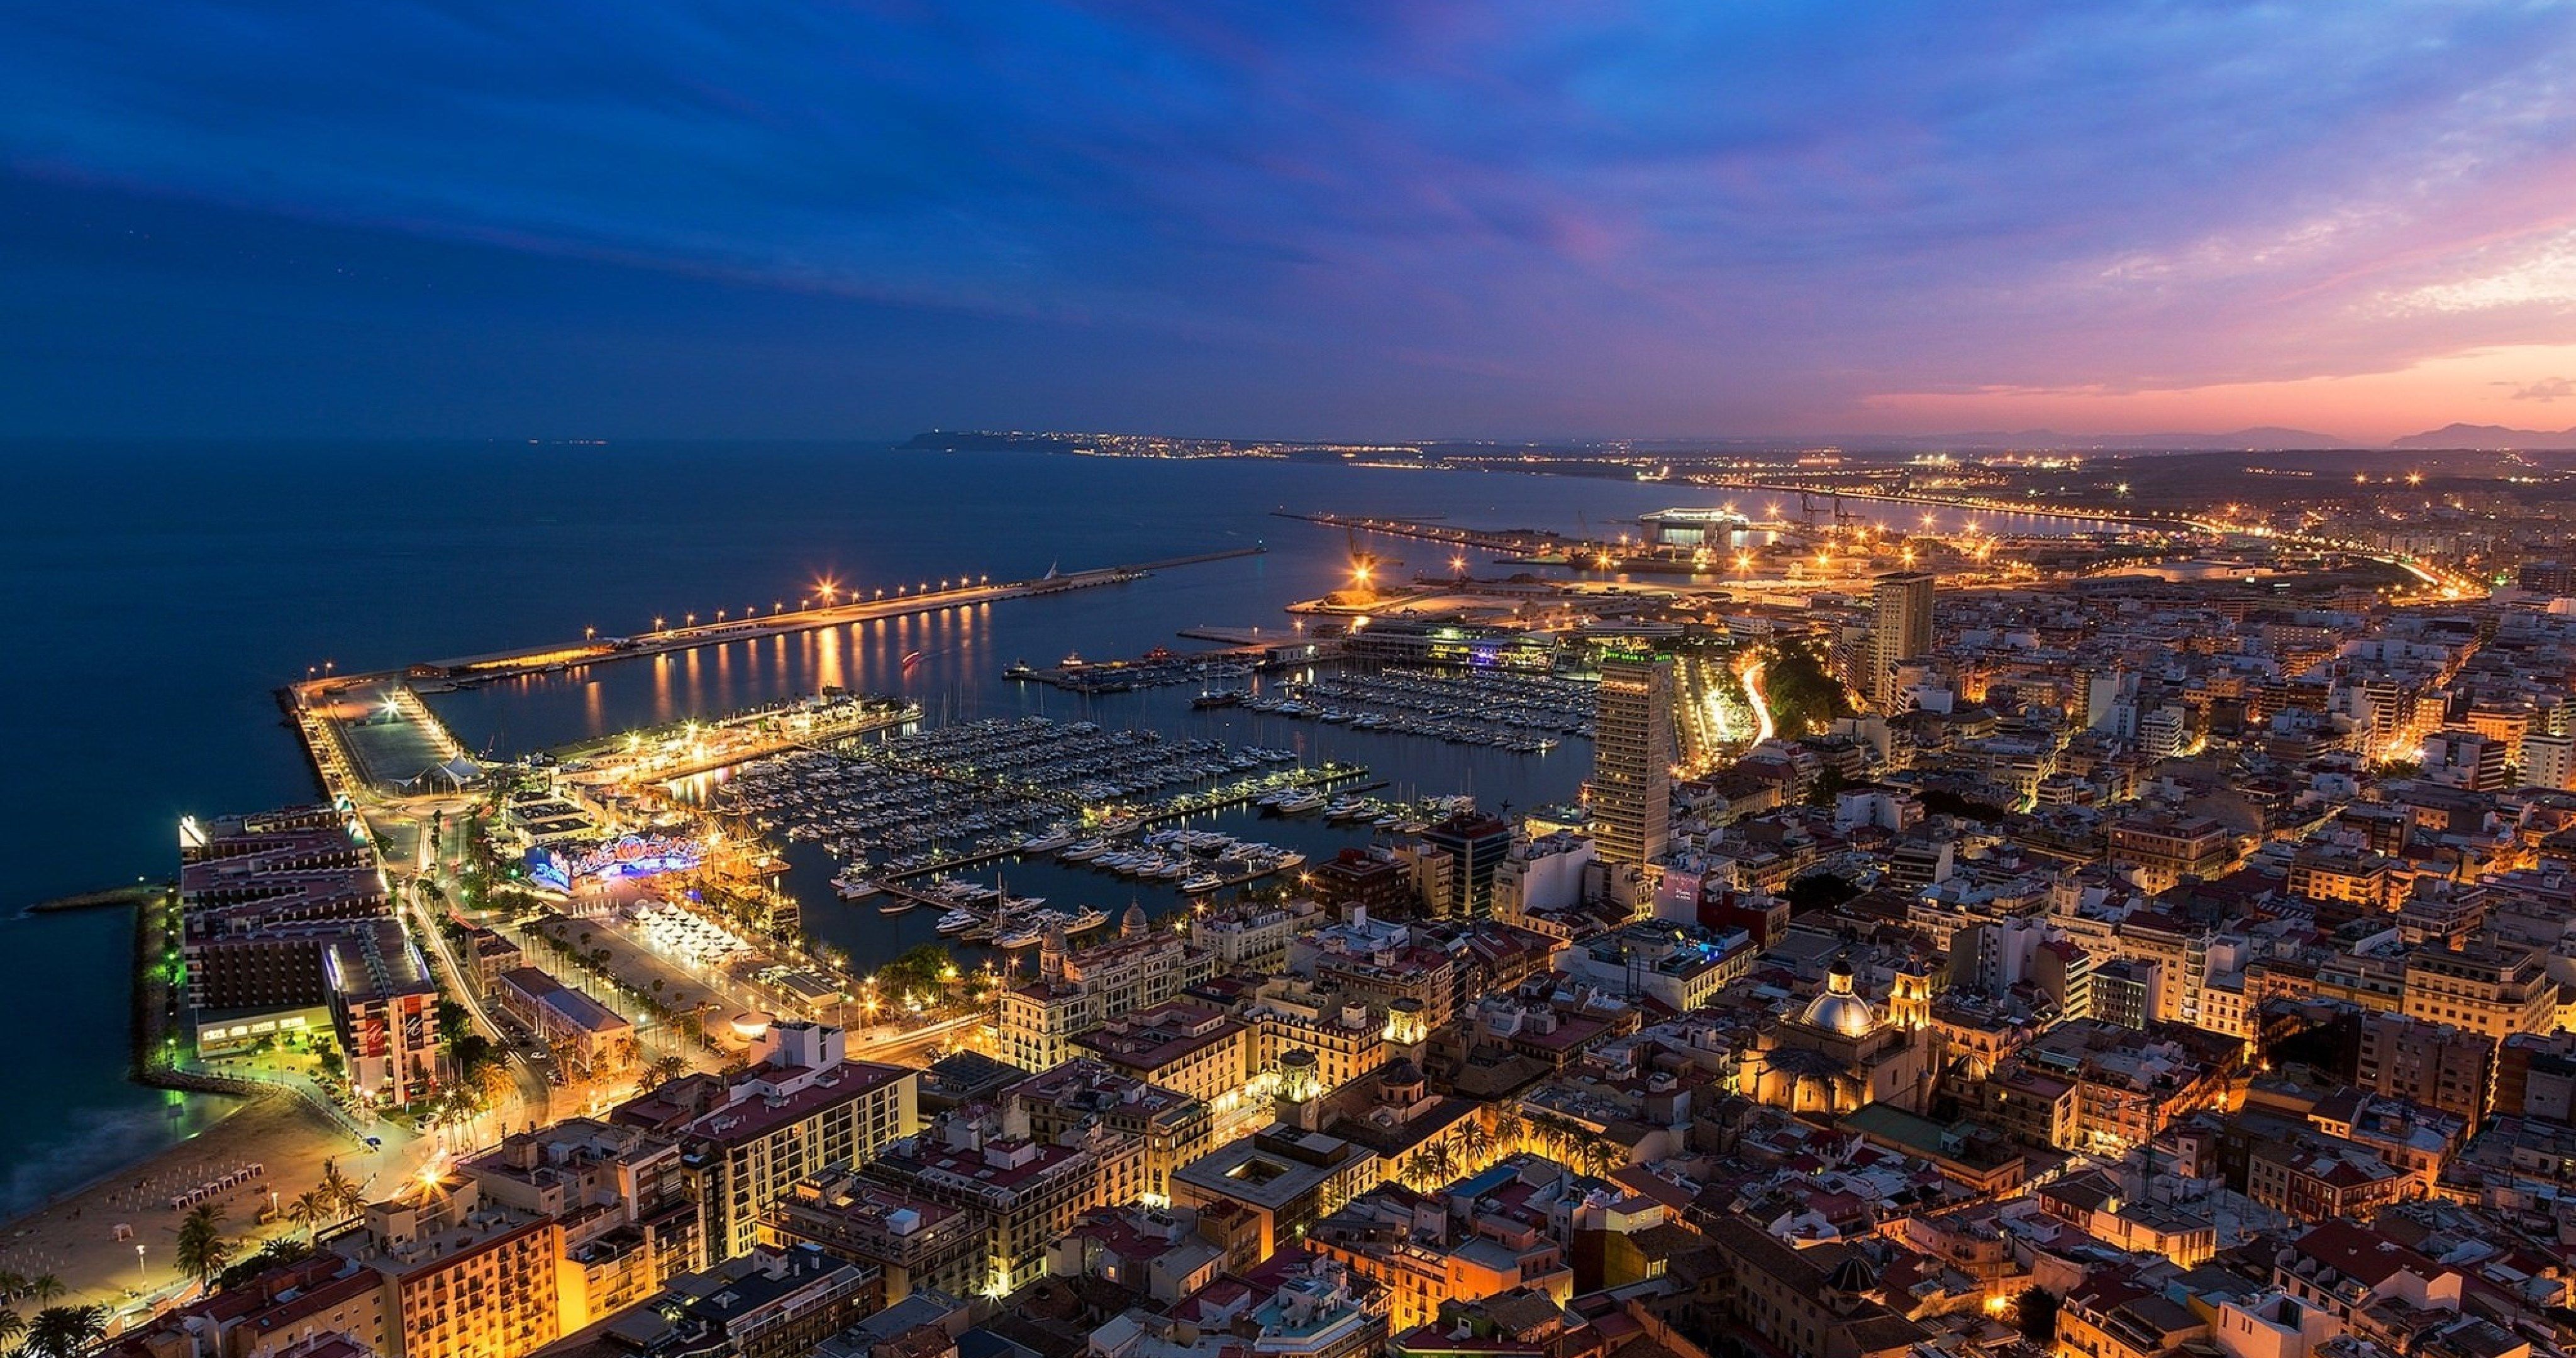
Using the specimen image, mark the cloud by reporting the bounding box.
[4,1,2576,436]
[2504,377,2576,402]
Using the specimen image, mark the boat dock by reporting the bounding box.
[871,766,1378,882]
[1008,644,1277,695]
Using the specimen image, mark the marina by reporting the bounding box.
[705,714,1371,891]
[1242,663,1597,751]
[1004,644,1278,694]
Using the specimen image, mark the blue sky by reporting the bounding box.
[6,2,2576,441]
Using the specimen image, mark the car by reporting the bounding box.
[363,1136,383,1149]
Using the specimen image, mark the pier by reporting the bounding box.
[425,546,1270,683]
[1274,510,1570,556]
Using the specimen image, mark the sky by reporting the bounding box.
[4,2,2576,444]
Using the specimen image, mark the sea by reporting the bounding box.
[0,441,2119,1216]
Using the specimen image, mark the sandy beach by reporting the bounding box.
[0,1091,408,1324]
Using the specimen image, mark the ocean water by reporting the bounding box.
[0,441,2113,1214]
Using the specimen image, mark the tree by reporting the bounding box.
[319,1160,365,1221]
[212,1239,314,1293]
[289,1189,333,1241]
[21,1276,60,1304]
[641,1054,690,1088]
[0,1306,25,1354]
[1460,1119,1496,1171]
[435,1000,474,1050]
[22,1306,107,1358]
[1761,640,1854,737]
[175,1203,235,1292]
[2016,1286,2058,1343]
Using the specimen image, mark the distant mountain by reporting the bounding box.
[2389,422,2576,450]
[1848,426,2357,452]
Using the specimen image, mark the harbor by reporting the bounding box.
[1243,663,1597,751]
[704,712,1376,889]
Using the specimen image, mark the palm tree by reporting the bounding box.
[1492,1107,1524,1155]
[1460,1119,1496,1171]
[0,1307,26,1354]
[1583,1138,1625,1179]
[319,1160,365,1220]
[641,1054,689,1088]
[1424,1140,1457,1186]
[0,1272,22,1302]
[23,1305,108,1358]
[23,1276,60,1304]
[175,1203,234,1293]
[289,1190,332,1242]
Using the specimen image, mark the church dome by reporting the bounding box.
[1122,901,1149,937]
[1800,958,1880,1037]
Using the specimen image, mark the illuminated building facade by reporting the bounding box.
[1589,653,1674,868]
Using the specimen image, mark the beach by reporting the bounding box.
[0,1091,406,1326]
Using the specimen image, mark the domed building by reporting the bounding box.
[1743,955,1937,1117]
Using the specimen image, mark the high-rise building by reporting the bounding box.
[1589,652,1674,867]
[1868,571,1936,709]
[1417,812,1510,917]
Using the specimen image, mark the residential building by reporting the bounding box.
[1589,653,1675,868]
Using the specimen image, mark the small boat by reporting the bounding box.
[1061,839,1109,861]
[1180,873,1222,893]
[935,910,979,934]
[1191,690,1245,709]
[878,897,915,915]
[1274,789,1327,814]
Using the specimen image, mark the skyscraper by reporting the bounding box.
[1869,571,1936,709]
[1590,651,1674,867]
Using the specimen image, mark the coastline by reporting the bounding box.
[20,883,162,916]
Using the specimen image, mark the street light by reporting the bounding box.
[137,1242,147,1281]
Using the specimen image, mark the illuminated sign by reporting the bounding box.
[527,833,703,892]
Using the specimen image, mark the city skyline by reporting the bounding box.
[6,4,2576,441]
